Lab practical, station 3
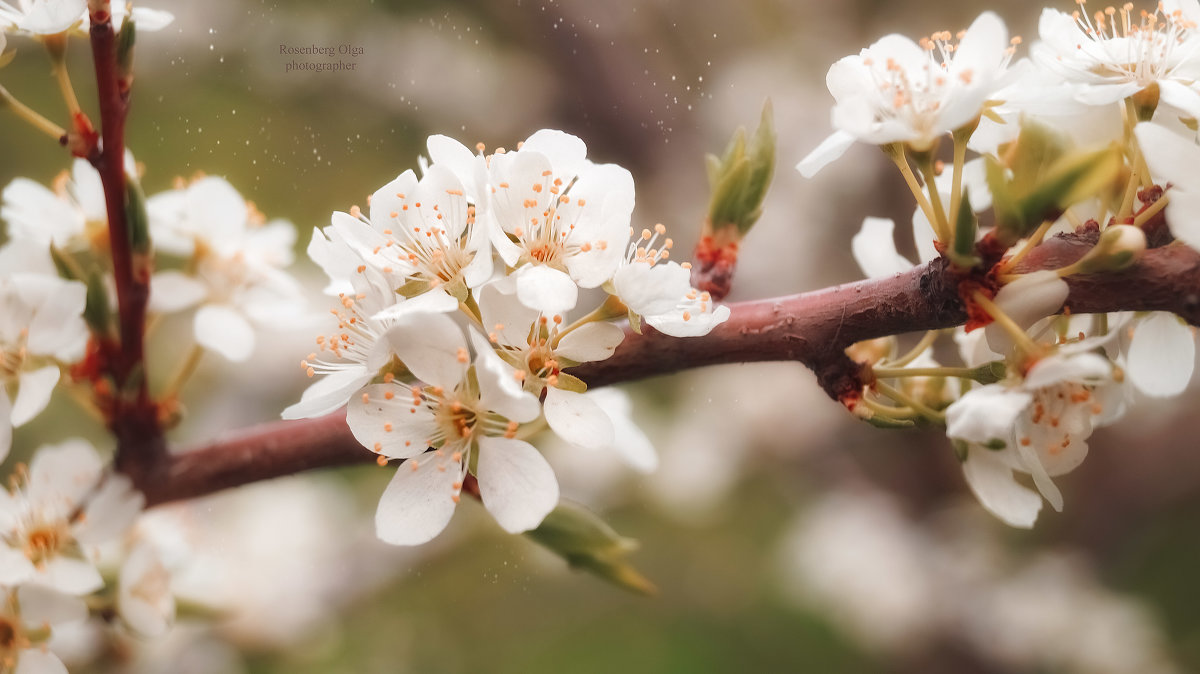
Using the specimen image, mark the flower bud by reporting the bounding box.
[525,501,657,595]
[1072,224,1147,274]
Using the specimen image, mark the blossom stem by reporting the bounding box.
[996,219,1055,274]
[459,296,483,325]
[1133,192,1168,229]
[884,330,939,369]
[63,379,107,423]
[970,290,1041,358]
[50,57,84,118]
[860,396,919,420]
[874,381,945,422]
[884,144,941,239]
[872,365,982,380]
[0,84,68,141]
[553,295,627,347]
[948,130,969,229]
[918,160,952,244]
[160,344,205,401]
[1117,168,1140,222]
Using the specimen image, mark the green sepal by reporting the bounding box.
[117,18,137,80]
[952,439,969,462]
[971,360,1007,385]
[83,272,113,337]
[124,169,151,254]
[525,500,657,596]
[552,373,587,393]
[949,190,981,269]
[863,415,917,429]
[627,310,642,335]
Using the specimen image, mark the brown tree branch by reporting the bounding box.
[87,2,166,480]
[139,235,1200,506]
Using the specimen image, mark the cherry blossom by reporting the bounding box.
[798,12,1011,176]
[1134,121,1200,249]
[0,0,84,35]
[486,130,635,314]
[0,440,143,595]
[1030,0,1200,118]
[346,312,556,544]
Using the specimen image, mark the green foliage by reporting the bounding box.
[705,100,775,236]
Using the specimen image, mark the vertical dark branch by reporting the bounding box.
[87,1,164,479]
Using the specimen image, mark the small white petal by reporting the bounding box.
[543,387,615,450]
[281,368,373,420]
[347,383,437,460]
[962,447,1043,528]
[11,366,59,428]
[18,584,87,626]
[514,265,578,314]
[852,217,914,279]
[477,436,559,534]
[945,385,1032,446]
[35,556,103,596]
[555,322,626,363]
[369,288,458,322]
[15,648,67,674]
[796,130,856,178]
[148,271,208,312]
[380,312,468,391]
[375,452,463,545]
[194,305,255,362]
[470,331,540,423]
[75,474,144,545]
[986,271,1068,356]
[1128,312,1195,397]
[0,546,35,587]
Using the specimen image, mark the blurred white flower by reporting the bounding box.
[0,244,87,463]
[0,0,84,34]
[0,440,143,595]
[1126,311,1196,397]
[1030,0,1200,117]
[1,159,107,251]
[148,176,306,362]
[0,584,87,674]
[1135,121,1200,250]
[118,543,174,638]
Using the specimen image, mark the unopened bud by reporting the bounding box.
[525,501,657,595]
[845,337,895,366]
[1072,224,1146,274]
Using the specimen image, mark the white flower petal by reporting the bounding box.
[986,271,1069,356]
[796,130,856,178]
[469,331,540,423]
[75,474,144,545]
[368,288,458,323]
[15,648,67,674]
[36,556,103,595]
[1128,312,1195,397]
[476,436,559,534]
[612,262,692,317]
[149,271,208,312]
[543,387,615,450]
[514,265,578,314]
[852,217,914,279]
[347,383,437,460]
[1014,439,1064,511]
[962,447,1043,528]
[194,304,255,362]
[0,546,35,587]
[946,385,1032,446]
[281,368,373,420]
[380,312,467,390]
[555,322,626,363]
[375,452,463,545]
[11,366,59,428]
[0,394,10,466]
[520,129,588,178]
[18,584,87,626]
[27,440,101,508]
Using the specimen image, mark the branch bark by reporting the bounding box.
[88,2,166,480]
[139,235,1200,506]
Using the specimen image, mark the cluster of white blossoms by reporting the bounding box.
[285,130,730,545]
[803,1,1200,528]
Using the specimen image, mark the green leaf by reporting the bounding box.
[124,170,152,254]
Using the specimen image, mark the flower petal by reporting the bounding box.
[985,271,1068,356]
[514,265,578,314]
[194,305,255,362]
[852,217,914,279]
[543,387,615,450]
[375,452,464,545]
[347,383,437,460]
[149,271,208,313]
[35,557,103,596]
[18,584,87,626]
[946,385,1032,446]
[11,366,59,428]
[15,649,67,674]
[796,130,856,178]
[379,311,468,390]
[962,447,1042,528]
[476,436,559,534]
[555,321,626,363]
[1128,312,1195,397]
[281,368,373,420]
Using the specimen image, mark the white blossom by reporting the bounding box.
[798,12,1011,176]
[346,312,556,544]
[0,0,84,35]
[0,440,143,595]
[1030,0,1200,118]
[1134,121,1200,250]
[486,130,635,314]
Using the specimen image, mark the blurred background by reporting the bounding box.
[3,0,1200,671]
